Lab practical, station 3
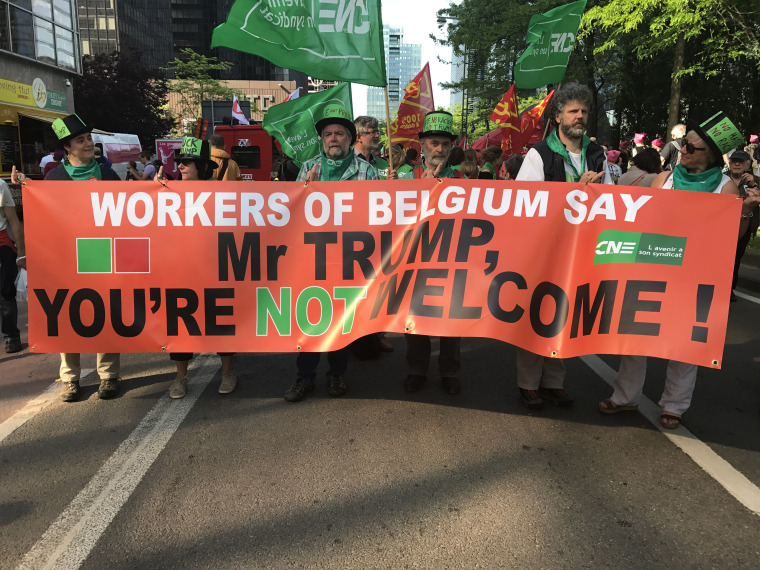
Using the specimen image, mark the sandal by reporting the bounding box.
[598,399,637,414]
[660,413,681,429]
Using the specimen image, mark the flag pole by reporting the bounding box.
[384,87,393,164]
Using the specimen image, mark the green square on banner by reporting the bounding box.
[77,238,112,273]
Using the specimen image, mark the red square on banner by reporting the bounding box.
[114,238,150,273]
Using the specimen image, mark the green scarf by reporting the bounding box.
[481,162,495,175]
[62,158,102,181]
[320,153,352,181]
[546,129,590,182]
[672,164,724,193]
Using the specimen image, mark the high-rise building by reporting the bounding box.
[366,26,421,120]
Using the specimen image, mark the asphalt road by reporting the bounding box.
[2,262,760,569]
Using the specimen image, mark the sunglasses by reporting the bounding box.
[177,159,196,166]
[683,141,707,154]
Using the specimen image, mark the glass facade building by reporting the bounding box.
[366,25,422,120]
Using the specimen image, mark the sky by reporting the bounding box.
[351,0,459,117]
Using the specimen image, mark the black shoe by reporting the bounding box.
[537,387,574,407]
[61,381,81,402]
[327,373,348,397]
[519,388,544,409]
[284,378,315,402]
[98,377,119,399]
[731,291,738,302]
[441,376,460,395]
[4,337,22,353]
[404,374,426,393]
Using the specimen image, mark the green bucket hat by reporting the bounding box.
[686,112,744,167]
[174,136,217,170]
[419,111,456,141]
[315,103,356,144]
[51,114,93,144]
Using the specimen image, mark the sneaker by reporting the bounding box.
[218,371,237,394]
[537,387,574,407]
[403,374,426,393]
[170,375,188,399]
[441,376,461,395]
[327,373,348,398]
[284,378,315,402]
[97,377,119,399]
[519,388,544,409]
[61,381,81,403]
[4,337,22,353]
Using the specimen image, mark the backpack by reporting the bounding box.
[216,158,229,180]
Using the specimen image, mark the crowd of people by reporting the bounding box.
[4,82,760,431]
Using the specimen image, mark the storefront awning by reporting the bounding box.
[17,111,113,135]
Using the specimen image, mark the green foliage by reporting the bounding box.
[73,49,175,151]
[165,48,235,121]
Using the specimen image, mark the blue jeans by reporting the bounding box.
[0,245,19,340]
[296,349,348,382]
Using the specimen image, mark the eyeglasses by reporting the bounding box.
[360,130,380,136]
[683,141,707,154]
[177,159,196,166]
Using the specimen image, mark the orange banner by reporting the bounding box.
[23,179,740,368]
[389,63,435,154]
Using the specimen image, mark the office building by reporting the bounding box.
[366,26,422,120]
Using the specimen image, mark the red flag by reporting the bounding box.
[389,63,435,154]
[519,89,554,145]
[490,85,521,158]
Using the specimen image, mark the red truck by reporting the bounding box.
[213,124,282,181]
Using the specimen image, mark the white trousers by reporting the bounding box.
[515,347,566,390]
[611,355,698,417]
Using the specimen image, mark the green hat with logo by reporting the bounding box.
[419,110,456,141]
[174,136,217,170]
[315,103,357,144]
[51,114,93,144]
[686,112,744,167]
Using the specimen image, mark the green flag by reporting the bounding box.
[514,0,587,89]
[211,0,387,87]
[263,82,353,167]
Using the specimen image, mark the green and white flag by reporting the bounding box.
[263,82,353,167]
[211,0,387,87]
[514,0,587,89]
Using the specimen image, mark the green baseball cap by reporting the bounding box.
[687,112,744,167]
[51,114,93,143]
[419,111,456,141]
[315,103,356,144]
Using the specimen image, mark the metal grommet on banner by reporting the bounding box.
[551,351,558,357]
[296,345,302,351]
[712,359,719,367]
[157,177,168,188]
[405,321,415,333]
[29,345,35,352]
[437,178,443,183]
[161,346,167,352]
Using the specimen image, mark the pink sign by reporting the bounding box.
[155,139,183,179]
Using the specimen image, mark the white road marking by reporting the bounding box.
[734,290,760,304]
[17,356,217,570]
[0,369,94,445]
[581,354,760,516]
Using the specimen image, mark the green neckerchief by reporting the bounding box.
[320,153,352,181]
[672,164,724,193]
[63,158,102,180]
[372,155,389,180]
[482,162,495,175]
[451,163,462,171]
[546,129,590,182]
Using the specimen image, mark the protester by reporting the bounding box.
[208,134,243,181]
[746,134,760,175]
[12,114,121,401]
[43,149,65,178]
[618,140,630,174]
[0,178,25,353]
[38,149,55,171]
[405,147,420,168]
[125,160,138,180]
[600,112,760,428]
[660,124,686,171]
[459,161,479,179]
[514,82,611,409]
[270,155,300,181]
[504,154,524,180]
[606,150,622,183]
[284,103,378,403]
[127,151,156,181]
[448,146,465,171]
[93,146,113,168]
[617,148,662,187]
[163,137,238,398]
[354,116,389,179]
[728,150,760,299]
[478,146,504,179]
[397,111,463,396]
[390,145,410,176]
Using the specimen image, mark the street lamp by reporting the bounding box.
[437,16,468,143]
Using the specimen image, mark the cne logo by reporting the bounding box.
[595,240,637,255]
[317,0,370,34]
[550,32,576,53]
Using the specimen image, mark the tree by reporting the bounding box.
[73,49,175,151]
[165,48,235,127]
[581,0,760,134]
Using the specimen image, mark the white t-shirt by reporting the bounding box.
[517,147,613,184]
[39,154,54,168]
[0,180,17,233]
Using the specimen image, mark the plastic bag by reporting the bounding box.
[15,268,27,302]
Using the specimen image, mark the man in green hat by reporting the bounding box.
[284,103,378,403]
[400,110,463,397]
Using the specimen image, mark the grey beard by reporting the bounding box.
[560,123,585,139]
